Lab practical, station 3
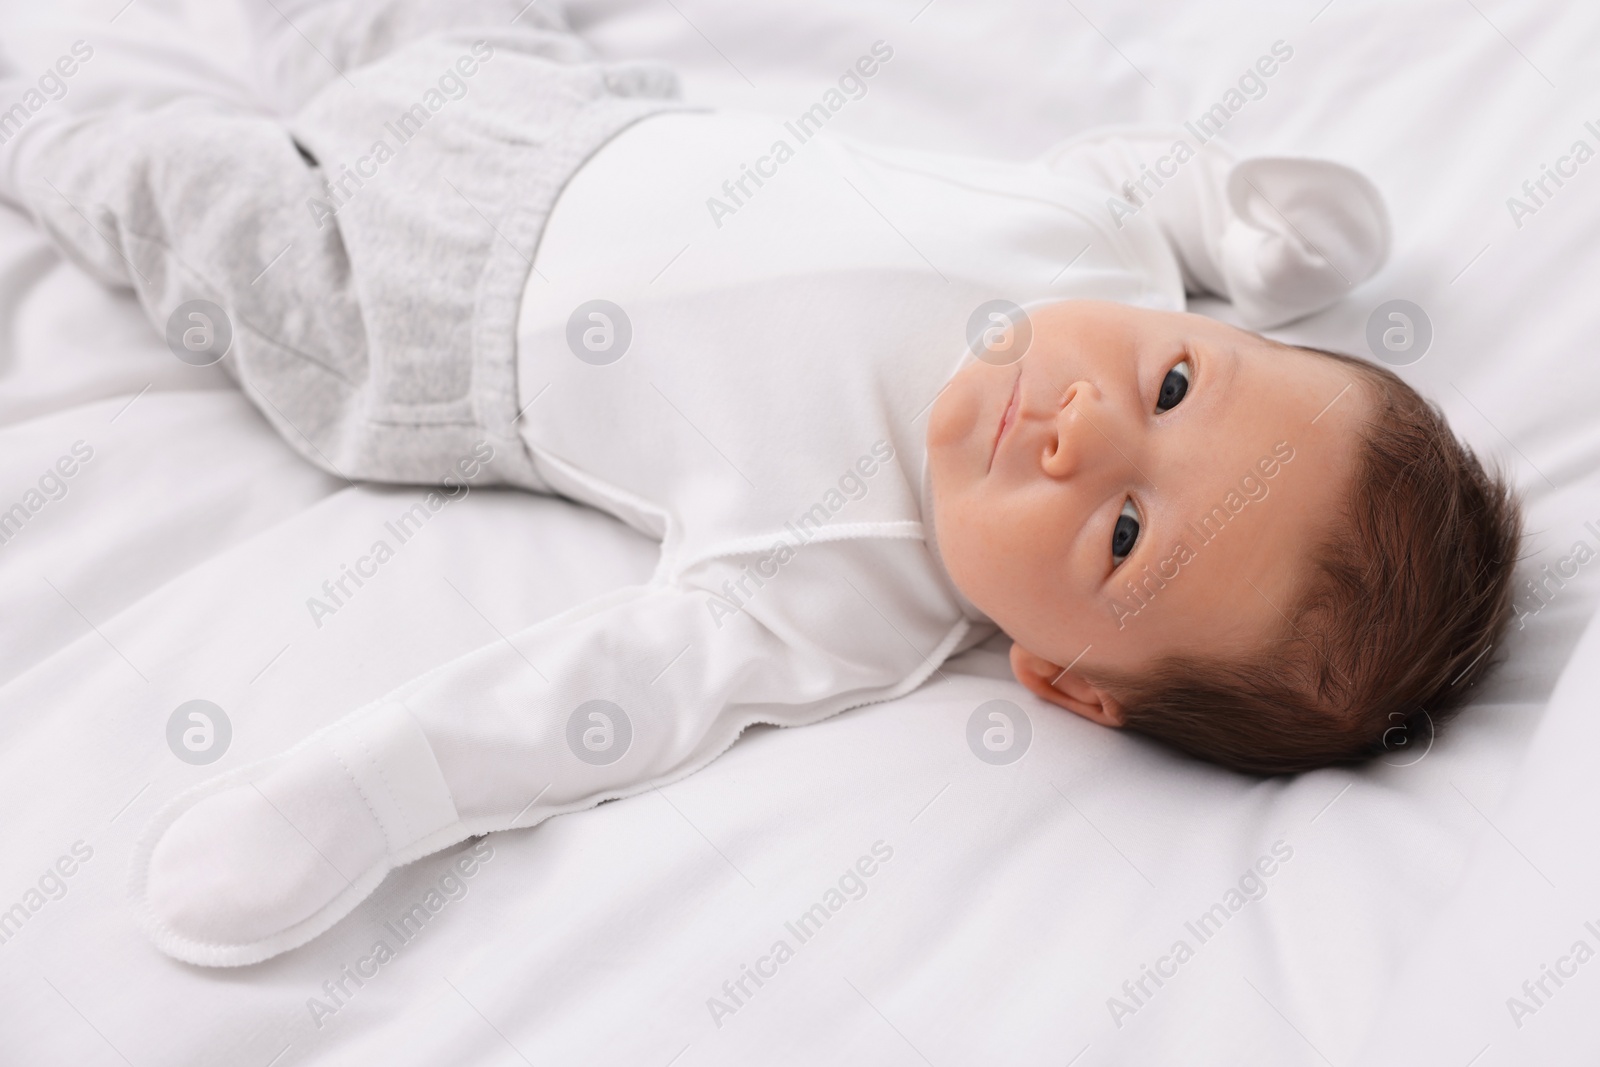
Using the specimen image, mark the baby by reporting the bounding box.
[0,0,1519,966]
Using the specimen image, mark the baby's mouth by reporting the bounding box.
[989,369,1023,471]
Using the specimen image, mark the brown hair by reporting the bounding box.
[1102,348,1522,775]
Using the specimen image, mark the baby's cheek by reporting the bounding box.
[937,506,1011,608]
[925,370,983,449]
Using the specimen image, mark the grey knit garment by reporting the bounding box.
[11,7,684,489]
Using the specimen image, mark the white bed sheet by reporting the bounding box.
[1,1,1597,1064]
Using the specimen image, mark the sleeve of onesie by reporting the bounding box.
[128,534,970,966]
[1041,127,1391,329]
[388,535,966,830]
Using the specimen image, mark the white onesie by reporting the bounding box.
[129,110,1389,965]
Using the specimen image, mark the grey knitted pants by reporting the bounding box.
[5,2,683,489]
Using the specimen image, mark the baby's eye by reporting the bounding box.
[1112,499,1140,567]
[1156,359,1192,412]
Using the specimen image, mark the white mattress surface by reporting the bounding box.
[1,2,1597,1064]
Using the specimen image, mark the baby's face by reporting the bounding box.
[926,301,1368,725]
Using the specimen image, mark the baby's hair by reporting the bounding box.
[1099,344,1522,775]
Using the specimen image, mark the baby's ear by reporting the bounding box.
[1009,643,1126,728]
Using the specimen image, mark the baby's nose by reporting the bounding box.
[1041,380,1126,479]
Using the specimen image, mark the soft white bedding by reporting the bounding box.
[1,1,1596,1064]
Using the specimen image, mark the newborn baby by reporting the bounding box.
[0,0,1519,966]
